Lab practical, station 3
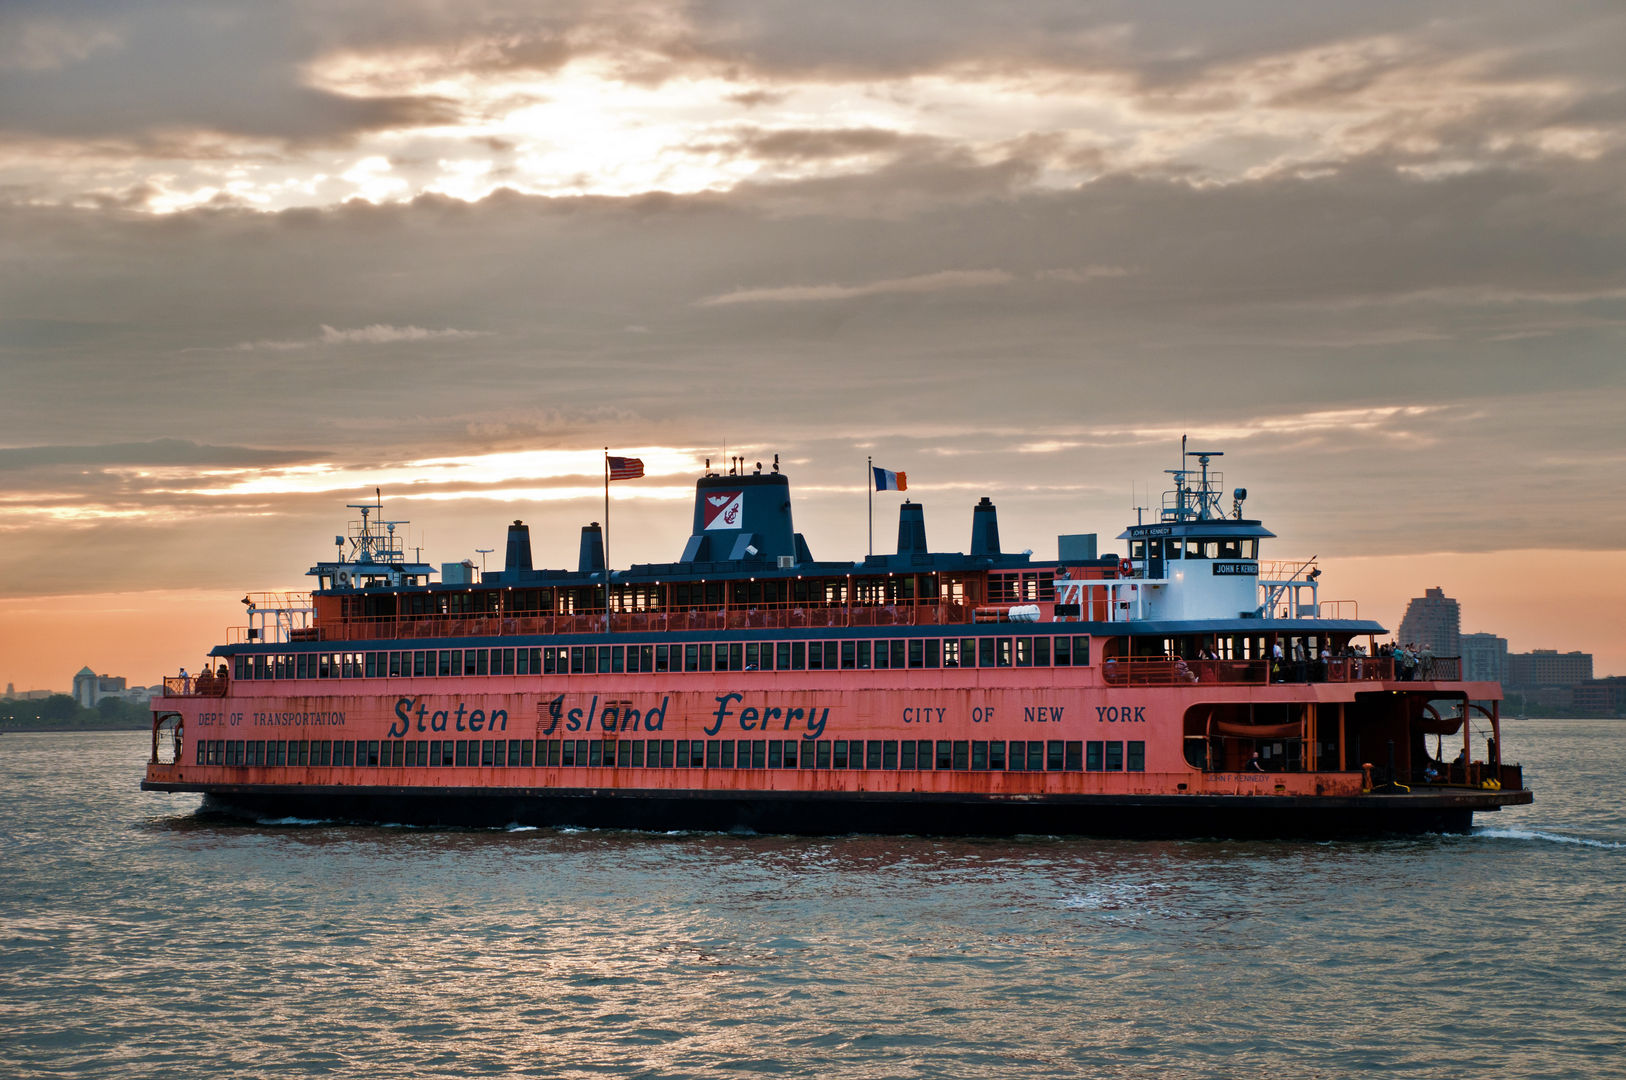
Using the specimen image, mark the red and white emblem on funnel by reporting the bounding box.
[703,491,744,530]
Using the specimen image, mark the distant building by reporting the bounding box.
[1571,677,1626,717]
[1461,632,1509,684]
[1507,649,1594,689]
[72,666,147,708]
[1398,586,1461,656]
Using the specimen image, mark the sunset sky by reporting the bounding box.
[3,1,1624,692]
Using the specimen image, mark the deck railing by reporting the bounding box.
[162,674,230,697]
[227,600,990,643]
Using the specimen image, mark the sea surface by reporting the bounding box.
[2,719,1623,1079]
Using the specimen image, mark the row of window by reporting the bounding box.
[196,736,1146,773]
[1128,538,1260,561]
[230,636,1094,681]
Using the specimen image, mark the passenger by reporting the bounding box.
[1247,751,1264,772]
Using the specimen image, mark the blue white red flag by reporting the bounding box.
[607,456,644,480]
[872,466,907,491]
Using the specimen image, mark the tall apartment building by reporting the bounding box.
[1461,632,1509,684]
[1397,586,1461,656]
[1507,649,1594,688]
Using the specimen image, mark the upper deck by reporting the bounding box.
[215,444,1382,659]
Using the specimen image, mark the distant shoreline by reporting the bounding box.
[1,723,148,734]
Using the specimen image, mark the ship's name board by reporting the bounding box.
[1211,562,1258,576]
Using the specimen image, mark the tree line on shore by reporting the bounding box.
[1,694,150,730]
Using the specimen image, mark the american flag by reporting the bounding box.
[607,456,644,481]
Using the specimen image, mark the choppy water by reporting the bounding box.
[2,720,1623,1079]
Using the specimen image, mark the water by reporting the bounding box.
[3,720,1622,1079]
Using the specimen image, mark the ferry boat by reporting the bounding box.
[142,443,1531,836]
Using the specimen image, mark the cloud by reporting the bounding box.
[698,269,1015,306]
[232,324,488,351]
[0,439,318,471]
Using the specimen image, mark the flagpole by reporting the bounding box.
[603,447,610,631]
[867,455,873,557]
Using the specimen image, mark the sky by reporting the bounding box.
[2,0,1624,691]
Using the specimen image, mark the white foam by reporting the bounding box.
[505,824,539,832]
[1473,826,1625,849]
[256,815,333,827]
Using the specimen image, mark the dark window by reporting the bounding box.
[544,740,559,766]
[841,641,856,670]
[1086,741,1103,771]
[936,741,953,770]
[799,740,815,769]
[871,640,885,669]
[631,741,645,767]
[882,741,898,769]
[661,740,676,768]
[972,741,988,770]
[588,741,603,767]
[989,741,1006,770]
[768,741,783,768]
[816,741,831,769]
[1055,635,1073,666]
[953,741,969,770]
[720,740,735,768]
[706,740,721,768]
[676,740,691,767]
[751,740,766,769]
[833,740,849,769]
[866,741,883,769]
[924,639,940,668]
[1127,741,1145,772]
[1026,742,1044,771]
[1105,742,1124,771]
[1047,741,1064,771]
[1065,741,1083,771]
[1073,637,1091,666]
[900,740,917,769]
[979,638,997,667]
